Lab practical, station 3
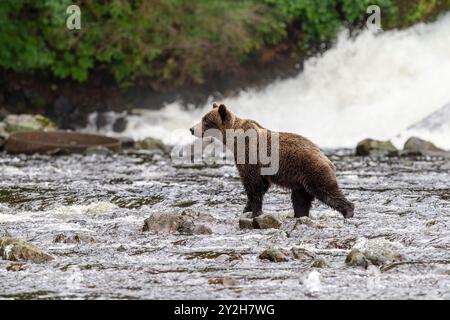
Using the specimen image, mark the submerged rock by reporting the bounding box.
[53,233,96,244]
[345,249,369,268]
[142,211,212,235]
[258,249,289,262]
[291,247,327,268]
[346,237,404,267]
[239,213,282,230]
[136,137,166,152]
[6,262,26,272]
[3,114,58,133]
[238,217,254,229]
[215,253,243,263]
[208,277,239,287]
[0,237,53,263]
[401,137,449,157]
[356,139,398,157]
[254,214,282,229]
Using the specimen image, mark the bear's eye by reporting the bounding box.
[203,117,215,129]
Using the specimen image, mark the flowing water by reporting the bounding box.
[0,151,449,299]
[1,14,450,300]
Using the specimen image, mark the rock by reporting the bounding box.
[142,211,213,235]
[258,249,289,262]
[345,249,369,268]
[239,213,282,230]
[215,253,243,263]
[253,214,282,229]
[312,257,327,268]
[291,247,327,267]
[208,277,238,287]
[0,237,53,263]
[136,137,166,152]
[6,262,26,272]
[53,233,96,244]
[401,137,449,157]
[3,114,58,133]
[356,139,398,157]
[84,146,114,156]
[356,139,399,157]
[239,217,254,229]
[192,224,213,235]
[346,237,404,267]
[117,245,127,252]
[112,117,128,133]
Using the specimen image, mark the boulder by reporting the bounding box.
[402,137,449,157]
[136,137,166,152]
[254,214,282,229]
[239,213,282,230]
[356,139,398,157]
[258,249,289,262]
[3,114,58,133]
[142,211,212,235]
[238,217,254,230]
[112,117,128,133]
[346,237,404,267]
[0,237,53,263]
[345,249,369,268]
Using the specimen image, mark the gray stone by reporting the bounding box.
[401,137,449,157]
[356,139,398,157]
[346,237,404,267]
[136,137,166,152]
[345,249,369,268]
[258,249,289,262]
[291,247,327,267]
[238,217,254,230]
[3,114,58,133]
[113,117,128,133]
[143,211,213,235]
[254,214,282,229]
[0,237,53,263]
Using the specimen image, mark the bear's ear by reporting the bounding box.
[212,103,219,109]
[218,104,228,122]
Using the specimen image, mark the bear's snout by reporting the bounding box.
[189,127,194,135]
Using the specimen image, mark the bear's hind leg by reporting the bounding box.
[305,180,354,218]
[291,188,314,218]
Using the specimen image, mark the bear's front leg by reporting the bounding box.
[242,177,268,218]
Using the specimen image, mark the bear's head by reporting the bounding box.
[190,103,236,138]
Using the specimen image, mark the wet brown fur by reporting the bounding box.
[191,103,354,219]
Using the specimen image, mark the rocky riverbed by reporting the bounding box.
[0,150,449,299]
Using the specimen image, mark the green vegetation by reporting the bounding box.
[0,0,449,89]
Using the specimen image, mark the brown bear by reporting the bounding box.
[190,103,354,219]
